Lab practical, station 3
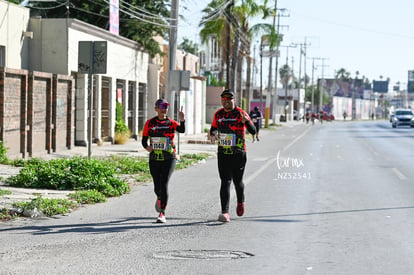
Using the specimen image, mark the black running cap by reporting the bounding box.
[220,89,235,97]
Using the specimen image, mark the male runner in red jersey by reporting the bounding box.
[210,89,256,222]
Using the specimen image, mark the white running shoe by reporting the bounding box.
[218,213,230,222]
[157,212,166,223]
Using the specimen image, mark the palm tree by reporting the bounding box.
[199,0,231,82]
[199,0,274,103]
[279,64,291,88]
[335,68,351,81]
[233,0,274,106]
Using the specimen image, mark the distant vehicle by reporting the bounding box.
[391,109,414,128]
[389,113,394,122]
[293,110,303,121]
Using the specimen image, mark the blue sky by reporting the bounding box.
[179,0,414,89]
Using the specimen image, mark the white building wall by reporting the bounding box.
[29,18,149,83]
[0,0,31,69]
[193,79,204,133]
[27,18,150,144]
[185,89,194,135]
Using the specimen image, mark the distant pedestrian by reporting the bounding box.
[249,106,262,142]
[210,89,256,222]
[141,99,185,223]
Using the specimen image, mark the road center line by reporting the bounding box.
[391,168,407,180]
[245,127,312,184]
[282,127,312,152]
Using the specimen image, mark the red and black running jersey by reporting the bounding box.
[210,107,255,154]
[142,117,184,161]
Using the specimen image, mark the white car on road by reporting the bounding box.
[391,109,414,128]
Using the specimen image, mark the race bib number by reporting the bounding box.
[151,137,169,151]
[218,133,236,147]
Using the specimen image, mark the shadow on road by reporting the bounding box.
[2,205,413,235]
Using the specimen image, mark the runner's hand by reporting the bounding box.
[178,106,185,122]
[210,134,218,143]
[241,111,249,124]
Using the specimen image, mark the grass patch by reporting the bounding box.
[5,157,130,197]
[0,147,211,220]
[0,189,12,196]
[68,190,107,204]
[12,196,77,217]
[176,153,210,170]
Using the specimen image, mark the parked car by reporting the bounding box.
[293,110,303,121]
[391,109,414,128]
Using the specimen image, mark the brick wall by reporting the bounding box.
[0,67,73,158]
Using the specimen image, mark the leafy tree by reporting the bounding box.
[199,0,229,82]
[199,0,275,103]
[178,38,199,55]
[305,84,329,108]
[279,64,292,88]
[14,0,170,58]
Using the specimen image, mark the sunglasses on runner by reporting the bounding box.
[221,96,233,101]
[158,103,169,109]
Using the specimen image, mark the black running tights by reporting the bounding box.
[217,152,247,213]
[149,158,176,211]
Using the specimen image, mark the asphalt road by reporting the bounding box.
[1,120,414,274]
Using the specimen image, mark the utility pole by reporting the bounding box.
[280,44,296,121]
[293,39,310,120]
[265,0,277,127]
[167,0,179,118]
[272,10,289,123]
[311,58,316,112]
[225,0,234,89]
[259,38,264,117]
[318,58,329,112]
[66,0,70,18]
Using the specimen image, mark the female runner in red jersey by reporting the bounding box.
[142,99,185,223]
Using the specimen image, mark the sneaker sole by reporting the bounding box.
[218,214,230,222]
[156,217,166,223]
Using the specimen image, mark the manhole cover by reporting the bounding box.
[153,249,254,260]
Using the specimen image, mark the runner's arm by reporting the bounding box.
[141,136,149,149]
[244,120,256,135]
[209,125,218,136]
[176,120,185,133]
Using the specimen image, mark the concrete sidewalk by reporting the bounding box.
[0,121,304,212]
[46,132,217,160]
[0,132,217,211]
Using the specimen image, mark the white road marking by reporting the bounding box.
[391,168,407,180]
[246,127,312,184]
